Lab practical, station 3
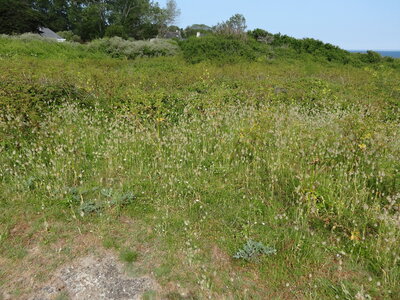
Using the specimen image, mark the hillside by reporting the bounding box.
[1,36,400,299]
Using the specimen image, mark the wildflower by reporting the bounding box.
[350,231,360,241]
[363,133,372,140]
[358,143,367,150]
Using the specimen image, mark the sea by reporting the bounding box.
[349,50,400,58]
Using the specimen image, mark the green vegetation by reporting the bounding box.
[180,30,398,67]
[183,24,212,38]
[120,249,139,263]
[88,37,180,59]
[233,240,277,262]
[0,35,180,61]
[0,0,43,35]
[0,0,180,40]
[179,35,268,64]
[0,35,399,299]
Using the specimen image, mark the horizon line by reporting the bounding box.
[347,49,400,52]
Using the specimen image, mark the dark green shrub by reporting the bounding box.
[361,50,382,63]
[0,0,43,34]
[120,249,138,263]
[270,35,352,64]
[104,25,127,39]
[179,35,268,64]
[0,78,92,127]
[248,28,274,43]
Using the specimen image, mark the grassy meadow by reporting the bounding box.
[0,36,400,299]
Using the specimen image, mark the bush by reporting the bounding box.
[269,35,351,64]
[0,78,89,124]
[361,50,382,63]
[179,35,270,64]
[88,37,180,59]
[2,33,48,41]
[247,28,275,44]
[104,25,127,39]
[0,35,106,59]
[57,31,82,43]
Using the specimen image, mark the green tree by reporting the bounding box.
[76,2,108,40]
[107,0,163,39]
[0,0,181,40]
[0,0,43,34]
[105,24,127,38]
[32,0,69,32]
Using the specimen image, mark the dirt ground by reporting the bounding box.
[2,254,157,300]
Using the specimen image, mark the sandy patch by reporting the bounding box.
[26,254,156,300]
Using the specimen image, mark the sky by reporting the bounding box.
[157,0,400,50]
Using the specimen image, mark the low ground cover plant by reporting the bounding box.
[233,240,277,262]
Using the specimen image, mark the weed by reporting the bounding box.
[102,237,119,250]
[79,201,103,216]
[120,249,138,263]
[233,240,277,262]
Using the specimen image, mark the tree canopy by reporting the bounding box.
[0,0,181,40]
[0,0,43,34]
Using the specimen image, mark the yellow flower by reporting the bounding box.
[358,143,367,150]
[363,133,372,140]
[350,231,360,241]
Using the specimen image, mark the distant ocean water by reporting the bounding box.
[349,50,400,58]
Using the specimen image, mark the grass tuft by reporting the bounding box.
[119,249,139,264]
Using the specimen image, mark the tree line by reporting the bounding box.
[0,0,180,41]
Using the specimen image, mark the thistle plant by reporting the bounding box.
[234,240,277,262]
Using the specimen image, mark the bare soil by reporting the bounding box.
[2,254,157,300]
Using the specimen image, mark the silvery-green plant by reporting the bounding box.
[234,240,277,262]
[88,37,179,59]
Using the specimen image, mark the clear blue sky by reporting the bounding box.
[157,0,400,50]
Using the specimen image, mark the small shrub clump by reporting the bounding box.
[57,31,82,43]
[179,35,271,64]
[120,249,138,263]
[88,37,180,59]
[234,240,277,262]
